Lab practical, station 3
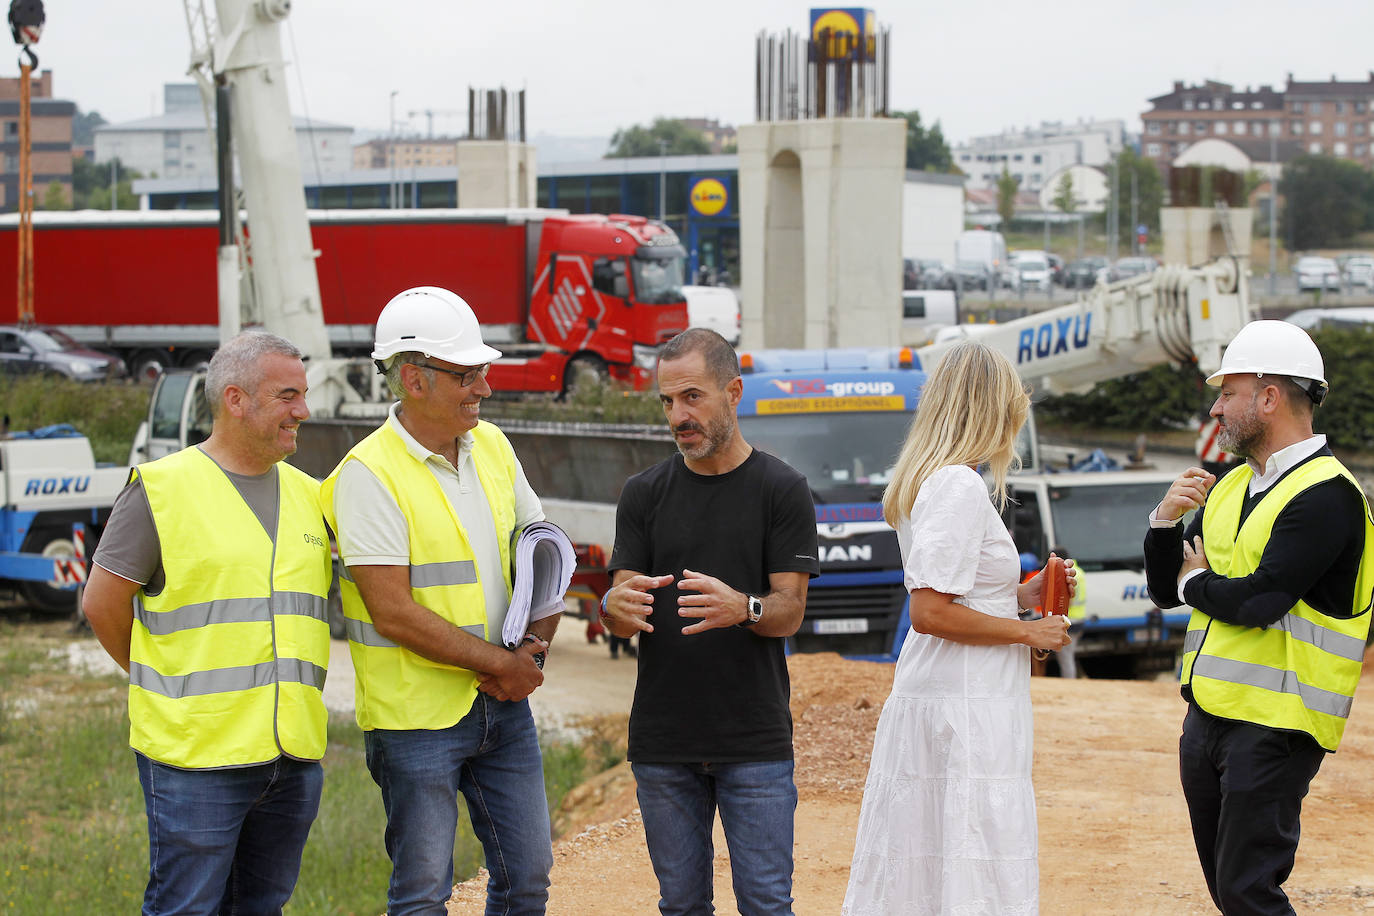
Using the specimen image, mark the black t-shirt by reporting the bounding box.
[609,449,819,763]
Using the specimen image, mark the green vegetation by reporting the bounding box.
[1280,154,1374,250]
[488,376,665,426]
[0,376,147,464]
[890,109,954,173]
[605,118,711,158]
[0,620,622,915]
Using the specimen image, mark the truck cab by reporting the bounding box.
[735,347,1037,656]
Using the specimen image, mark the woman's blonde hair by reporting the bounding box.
[881,340,1030,526]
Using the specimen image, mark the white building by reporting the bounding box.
[902,170,966,262]
[952,119,1127,193]
[93,83,352,182]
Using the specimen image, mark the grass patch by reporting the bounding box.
[0,376,147,465]
[0,620,621,915]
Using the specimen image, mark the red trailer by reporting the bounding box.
[0,208,688,392]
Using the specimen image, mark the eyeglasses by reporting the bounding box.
[419,362,490,387]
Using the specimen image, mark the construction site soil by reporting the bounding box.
[449,648,1374,915]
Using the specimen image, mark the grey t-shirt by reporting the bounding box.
[92,451,281,595]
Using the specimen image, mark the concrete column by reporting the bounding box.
[1161,206,1253,267]
[457,140,537,208]
[738,118,905,350]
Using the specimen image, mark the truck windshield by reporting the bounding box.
[631,254,685,304]
[739,411,913,503]
[1045,481,1188,569]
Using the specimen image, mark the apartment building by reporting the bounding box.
[1141,74,1374,178]
[951,119,1126,192]
[352,137,458,170]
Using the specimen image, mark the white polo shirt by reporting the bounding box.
[332,403,544,643]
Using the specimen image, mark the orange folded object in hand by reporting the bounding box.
[1042,556,1068,616]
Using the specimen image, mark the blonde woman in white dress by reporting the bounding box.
[843,341,1073,916]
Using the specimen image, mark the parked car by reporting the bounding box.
[1295,256,1342,292]
[1064,256,1111,289]
[1286,307,1374,330]
[954,260,992,291]
[1341,255,1374,290]
[0,325,127,381]
[917,258,954,290]
[1109,257,1157,282]
[1009,250,1052,292]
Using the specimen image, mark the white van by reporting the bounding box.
[899,290,958,345]
[955,230,1009,286]
[682,285,741,345]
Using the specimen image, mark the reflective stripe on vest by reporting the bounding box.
[128,448,332,769]
[1180,456,1374,751]
[322,419,518,731]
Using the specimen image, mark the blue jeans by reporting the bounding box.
[364,695,553,916]
[632,760,797,916]
[135,752,323,916]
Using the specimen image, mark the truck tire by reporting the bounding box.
[180,349,214,372]
[18,530,79,615]
[562,355,607,398]
[131,349,174,384]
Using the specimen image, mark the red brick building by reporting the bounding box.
[1140,74,1374,180]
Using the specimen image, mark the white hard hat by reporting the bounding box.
[1206,320,1328,404]
[372,286,501,366]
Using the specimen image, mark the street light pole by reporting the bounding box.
[658,139,667,221]
[1269,119,1279,295]
[389,90,398,208]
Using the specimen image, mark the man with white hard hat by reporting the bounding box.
[1143,320,1374,915]
[322,287,557,915]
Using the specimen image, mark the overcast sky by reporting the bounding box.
[43,0,1374,149]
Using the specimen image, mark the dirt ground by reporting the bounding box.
[449,646,1374,915]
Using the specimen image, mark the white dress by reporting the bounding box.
[843,464,1038,916]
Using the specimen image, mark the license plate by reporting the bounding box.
[1132,628,1157,643]
[814,618,869,635]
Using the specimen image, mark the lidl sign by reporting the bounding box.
[689,177,729,217]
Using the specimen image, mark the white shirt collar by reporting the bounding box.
[386,401,474,468]
[1247,433,1326,493]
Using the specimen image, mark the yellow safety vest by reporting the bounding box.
[128,447,332,769]
[1180,456,1374,751]
[321,419,517,731]
[1068,565,1086,621]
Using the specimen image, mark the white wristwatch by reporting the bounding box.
[739,594,763,627]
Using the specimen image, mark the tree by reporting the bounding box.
[1107,147,1163,246]
[1052,172,1077,214]
[996,167,1020,229]
[72,109,107,148]
[890,109,953,172]
[1279,154,1373,249]
[605,118,711,158]
[74,155,142,209]
[38,181,69,210]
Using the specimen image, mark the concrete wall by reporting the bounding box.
[457,140,537,208]
[739,118,905,350]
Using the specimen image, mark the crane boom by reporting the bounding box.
[184,0,331,362]
[916,257,1253,393]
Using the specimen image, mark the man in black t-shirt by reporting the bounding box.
[603,328,818,916]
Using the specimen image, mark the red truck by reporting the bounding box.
[0,208,689,392]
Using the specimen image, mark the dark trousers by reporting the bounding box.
[1179,703,1327,916]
